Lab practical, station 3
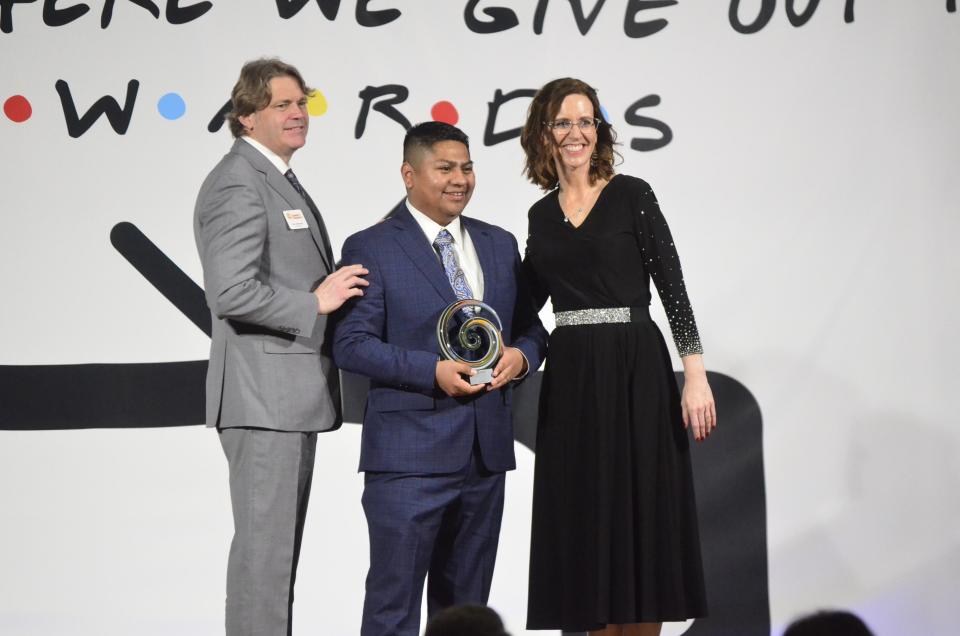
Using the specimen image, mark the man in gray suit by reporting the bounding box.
[194,58,368,636]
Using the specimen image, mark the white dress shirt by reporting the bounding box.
[242,136,291,175]
[406,199,484,300]
[406,199,530,378]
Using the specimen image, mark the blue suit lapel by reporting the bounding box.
[463,217,498,307]
[389,203,458,304]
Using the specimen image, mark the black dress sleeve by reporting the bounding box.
[633,181,703,357]
[522,207,551,313]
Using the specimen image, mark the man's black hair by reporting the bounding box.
[423,604,509,636]
[403,121,470,164]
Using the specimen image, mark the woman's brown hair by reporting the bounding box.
[520,78,618,191]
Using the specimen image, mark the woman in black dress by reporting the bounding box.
[521,78,717,636]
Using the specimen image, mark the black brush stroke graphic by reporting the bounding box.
[0,223,769,633]
[110,221,211,336]
[0,360,207,430]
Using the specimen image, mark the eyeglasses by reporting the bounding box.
[544,117,602,133]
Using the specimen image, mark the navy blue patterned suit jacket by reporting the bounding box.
[333,201,547,474]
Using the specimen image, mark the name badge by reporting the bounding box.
[282,209,309,230]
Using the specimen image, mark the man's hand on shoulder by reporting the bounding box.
[435,360,486,397]
[314,264,369,314]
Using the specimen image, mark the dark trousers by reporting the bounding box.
[360,445,506,636]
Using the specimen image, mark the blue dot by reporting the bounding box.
[158,93,186,120]
[600,104,611,124]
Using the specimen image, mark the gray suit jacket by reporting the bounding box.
[194,138,341,432]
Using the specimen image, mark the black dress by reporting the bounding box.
[524,174,707,631]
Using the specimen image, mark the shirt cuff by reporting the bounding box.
[511,347,531,381]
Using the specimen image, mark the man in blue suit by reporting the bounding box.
[334,122,547,636]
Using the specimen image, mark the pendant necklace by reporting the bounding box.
[562,191,587,224]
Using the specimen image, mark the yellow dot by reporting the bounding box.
[307,89,327,117]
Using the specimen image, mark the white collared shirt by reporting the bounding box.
[407,200,530,378]
[406,198,484,300]
[242,136,291,176]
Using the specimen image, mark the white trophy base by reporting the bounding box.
[470,368,494,385]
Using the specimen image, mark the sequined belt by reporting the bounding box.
[554,306,650,327]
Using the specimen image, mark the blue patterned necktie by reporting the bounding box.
[433,228,474,300]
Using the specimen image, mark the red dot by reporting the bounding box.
[431,101,459,125]
[4,95,32,123]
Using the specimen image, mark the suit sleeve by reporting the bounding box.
[508,233,548,375]
[196,170,318,337]
[333,233,438,391]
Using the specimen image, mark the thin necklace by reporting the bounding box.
[561,175,612,223]
[560,188,592,223]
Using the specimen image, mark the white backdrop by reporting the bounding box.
[1,2,958,634]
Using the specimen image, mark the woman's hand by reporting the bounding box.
[680,354,717,441]
[487,347,528,390]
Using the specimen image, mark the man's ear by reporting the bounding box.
[400,161,415,190]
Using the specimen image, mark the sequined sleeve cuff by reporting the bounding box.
[675,328,703,358]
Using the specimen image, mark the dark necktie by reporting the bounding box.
[285,169,334,267]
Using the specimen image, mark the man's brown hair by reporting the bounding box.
[227,58,312,138]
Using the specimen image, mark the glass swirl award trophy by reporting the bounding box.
[436,299,504,385]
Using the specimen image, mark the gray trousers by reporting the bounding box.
[219,427,317,636]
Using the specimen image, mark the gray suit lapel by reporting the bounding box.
[265,169,333,273]
[232,140,332,273]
